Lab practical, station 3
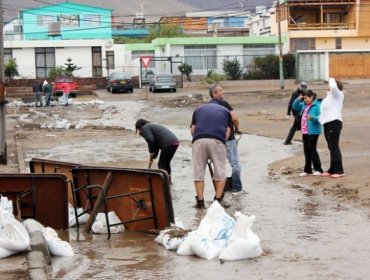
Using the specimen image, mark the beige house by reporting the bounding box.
[271,0,370,78]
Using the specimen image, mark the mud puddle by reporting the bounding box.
[13,99,370,279]
[50,132,370,280]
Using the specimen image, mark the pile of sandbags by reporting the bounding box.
[155,201,262,261]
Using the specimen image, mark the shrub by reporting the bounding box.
[202,70,226,85]
[4,58,19,80]
[178,63,193,81]
[48,67,65,81]
[222,58,243,80]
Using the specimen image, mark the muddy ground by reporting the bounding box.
[1,81,370,279]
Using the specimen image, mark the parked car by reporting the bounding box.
[107,72,134,93]
[53,75,78,97]
[149,73,177,93]
[141,69,155,85]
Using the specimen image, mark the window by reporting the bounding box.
[106,51,115,69]
[84,14,101,27]
[243,44,276,67]
[336,37,342,49]
[290,38,315,52]
[184,45,217,70]
[58,14,80,27]
[92,47,102,77]
[4,49,13,65]
[35,48,55,79]
[324,13,342,23]
[37,15,54,26]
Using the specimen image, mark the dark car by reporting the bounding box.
[107,72,134,93]
[53,75,78,97]
[149,73,176,93]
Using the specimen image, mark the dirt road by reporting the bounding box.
[1,82,370,279]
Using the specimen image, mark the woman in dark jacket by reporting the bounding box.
[135,119,179,180]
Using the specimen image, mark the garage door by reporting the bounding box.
[330,53,370,78]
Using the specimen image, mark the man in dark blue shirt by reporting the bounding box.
[191,102,232,208]
[209,85,245,194]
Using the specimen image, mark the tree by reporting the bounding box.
[146,24,185,42]
[4,58,19,81]
[178,63,193,81]
[48,67,65,81]
[62,57,82,76]
[222,58,242,80]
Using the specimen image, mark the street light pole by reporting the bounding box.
[0,0,7,164]
[277,1,285,90]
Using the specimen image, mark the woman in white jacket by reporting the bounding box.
[318,78,345,178]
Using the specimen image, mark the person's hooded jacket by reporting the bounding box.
[292,98,322,135]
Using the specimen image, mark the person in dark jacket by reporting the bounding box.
[284,82,307,145]
[135,119,179,181]
[33,80,43,107]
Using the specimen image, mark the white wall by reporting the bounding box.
[55,47,92,77]
[12,48,36,79]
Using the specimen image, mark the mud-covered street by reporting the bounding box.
[2,84,370,279]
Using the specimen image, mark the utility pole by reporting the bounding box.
[0,0,7,164]
[277,0,285,90]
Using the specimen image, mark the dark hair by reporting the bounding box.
[335,79,343,91]
[135,119,149,132]
[304,89,316,99]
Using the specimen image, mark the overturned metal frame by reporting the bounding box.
[0,173,69,229]
[72,166,174,238]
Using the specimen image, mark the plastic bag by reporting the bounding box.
[155,227,190,251]
[176,231,197,256]
[0,196,13,218]
[91,212,125,234]
[189,201,235,260]
[190,237,227,260]
[0,210,30,253]
[42,227,74,257]
[68,204,90,227]
[196,201,236,241]
[219,212,262,261]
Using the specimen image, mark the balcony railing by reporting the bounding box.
[289,22,356,30]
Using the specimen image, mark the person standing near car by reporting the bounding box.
[61,79,70,106]
[33,80,42,107]
[135,119,179,184]
[209,85,245,194]
[284,82,307,145]
[42,80,52,107]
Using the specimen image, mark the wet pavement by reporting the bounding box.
[49,123,370,279]
[8,97,370,279]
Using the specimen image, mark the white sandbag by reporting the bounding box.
[176,230,197,256]
[91,212,124,234]
[0,210,30,252]
[197,201,236,241]
[190,237,227,260]
[23,218,45,233]
[219,212,262,261]
[0,196,13,217]
[42,227,74,257]
[0,247,17,259]
[68,204,90,227]
[155,227,190,251]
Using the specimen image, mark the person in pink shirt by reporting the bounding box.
[292,90,323,177]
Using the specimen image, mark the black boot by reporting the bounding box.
[194,196,205,209]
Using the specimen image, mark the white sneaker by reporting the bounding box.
[299,172,309,177]
[312,171,322,176]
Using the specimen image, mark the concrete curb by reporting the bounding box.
[25,222,52,280]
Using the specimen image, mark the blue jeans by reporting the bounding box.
[226,139,243,191]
